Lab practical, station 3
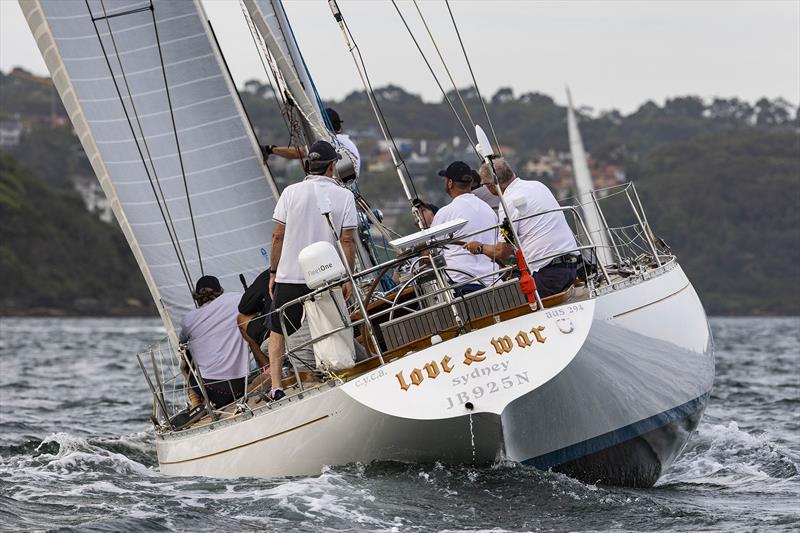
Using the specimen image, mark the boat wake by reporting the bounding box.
[1,417,798,531]
[659,420,799,490]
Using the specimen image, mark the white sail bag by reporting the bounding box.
[299,241,355,371]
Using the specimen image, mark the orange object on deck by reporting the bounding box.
[516,249,537,304]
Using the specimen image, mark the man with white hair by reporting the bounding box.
[464,159,579,297]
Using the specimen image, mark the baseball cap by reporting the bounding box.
[326,108,342,130]
[195,275,221,292]
[438,161,479,184]
[307,140,342,163]
[419,201,439,215]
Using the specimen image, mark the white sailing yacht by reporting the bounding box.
[21,0,713,487]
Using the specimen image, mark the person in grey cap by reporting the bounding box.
[431,161,499,296]
[265,140,358,401]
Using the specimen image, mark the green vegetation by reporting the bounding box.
[640,132,799,315]
[1,69,798,315]
[0,154,154,315]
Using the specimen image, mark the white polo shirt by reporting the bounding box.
[497,178,578,272]
[336,133,361,178]
[272,175,358,284]
[432,192,499,285]
[179,291,249,380]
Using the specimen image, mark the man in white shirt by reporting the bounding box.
[179,275,250,408]
[464,159,579,298]
[432,161,499,295]
[262,108,361,181]
[266,140,358,400]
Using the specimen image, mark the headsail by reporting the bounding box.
[242,0,333,146]
[21,0,279,341]
[566,87,614,266]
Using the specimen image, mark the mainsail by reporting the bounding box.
[566,88,614,266]
[21,0,280,341]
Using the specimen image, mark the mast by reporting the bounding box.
[566,88,614,267]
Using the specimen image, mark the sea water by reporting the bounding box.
[0,317,797,531]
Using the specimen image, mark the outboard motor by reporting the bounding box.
[298,242,355,372]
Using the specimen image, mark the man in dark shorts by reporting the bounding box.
[265,140,358,400]
[237,269,272,370]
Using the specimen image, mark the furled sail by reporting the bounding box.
[242,0,333,146]
[21,0,279,341]
[566,88,614,266]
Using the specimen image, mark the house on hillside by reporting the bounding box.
[0,117,24,150]
[72,177,113,223]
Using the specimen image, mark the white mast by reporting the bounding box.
[566,87,614,267]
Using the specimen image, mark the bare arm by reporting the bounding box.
[339,228,357,301]
[270,146,306,160]
[340,228,357,271]
[269,223,286,297]
[464,241,514,260]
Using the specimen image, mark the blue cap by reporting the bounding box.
[308,140,342,164]
[438,161,479,184]
[195,275,221,292]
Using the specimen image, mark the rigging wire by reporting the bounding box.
[390,0,480,158]
[411,0,478,136]
[148,0,204,276]
[275,0,335,134]
[333,2,420,202]
[238,0,292,139]
[87,0,194,296]
[444,0,503,156]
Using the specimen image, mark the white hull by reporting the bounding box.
[156,261,713,485]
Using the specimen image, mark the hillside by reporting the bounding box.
[639,131,800,315]
[1,68,798,316]
[0,154,154,316]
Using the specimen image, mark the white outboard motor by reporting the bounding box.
[298,241,355,372]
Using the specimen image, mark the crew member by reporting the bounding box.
[463,159,578,298]
[432,161,498,295]
[237,269,272,370]
[262,108,361,179]
[179,276,251,408]
[417,200,439,227]
[266,140,358,401]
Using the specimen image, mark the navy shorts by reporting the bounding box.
[534,264,577,298]
[267,282,313,336]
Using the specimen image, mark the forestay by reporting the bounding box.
[21,0,279,340]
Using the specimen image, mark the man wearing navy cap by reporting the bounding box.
[431,161,499,295]
[179,275,251,408]
[265,140,358,400]
[261,108,361,180]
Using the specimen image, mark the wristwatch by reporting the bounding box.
[475,244,483,255]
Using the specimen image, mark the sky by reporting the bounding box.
[1,0,798,114]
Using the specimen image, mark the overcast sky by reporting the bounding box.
[1,0,798,113]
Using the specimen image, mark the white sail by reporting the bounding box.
[243,0,332,145]
[566,88,614,266]
[21,0,280,340]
